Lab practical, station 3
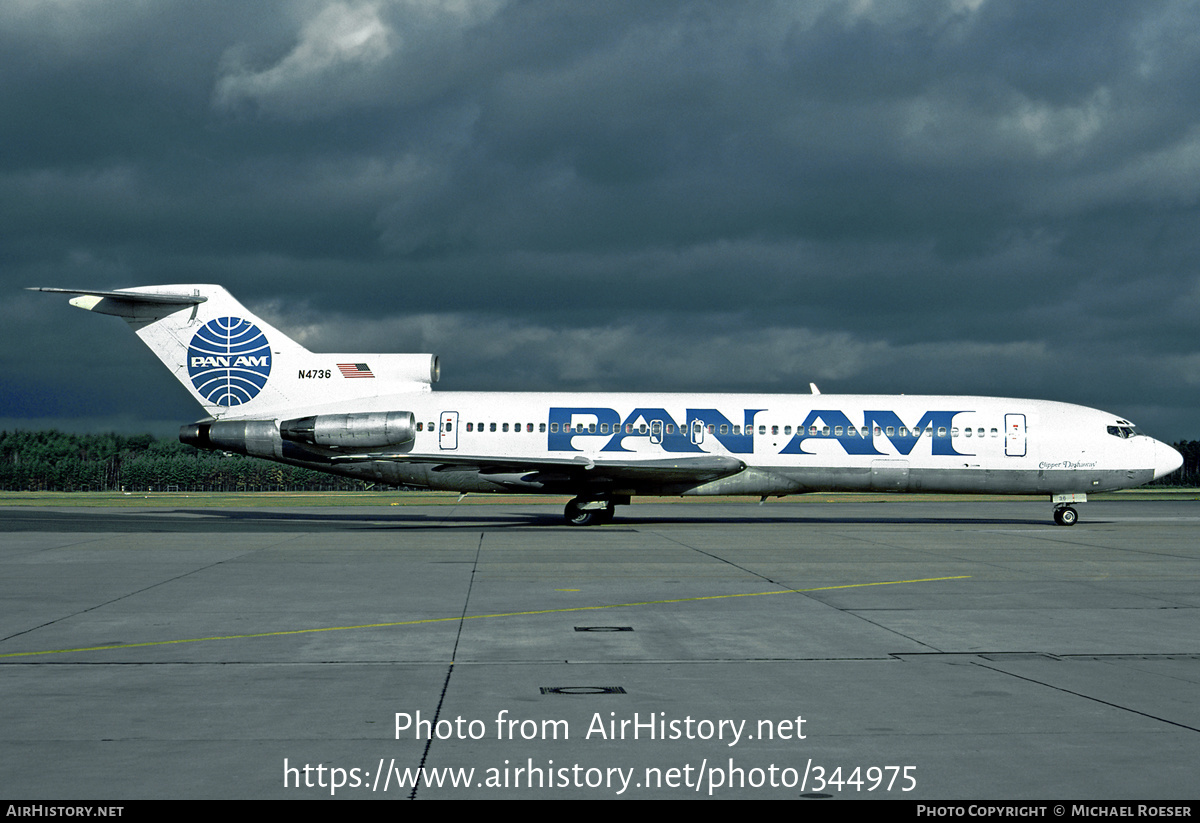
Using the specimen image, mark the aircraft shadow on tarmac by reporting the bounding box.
[0,507,1056,533]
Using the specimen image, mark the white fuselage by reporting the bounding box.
[271,391,1173,497]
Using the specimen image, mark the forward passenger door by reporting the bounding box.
[440,411,459,450]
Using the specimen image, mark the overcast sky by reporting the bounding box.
[3,0,1199,440]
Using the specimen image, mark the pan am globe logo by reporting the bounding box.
[187,317,272,406]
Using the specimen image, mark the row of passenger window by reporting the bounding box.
[415,420,1001,438]
[783,425,1001,438]
[416,421,543,433]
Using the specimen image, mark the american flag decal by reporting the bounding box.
[337,363,374,378]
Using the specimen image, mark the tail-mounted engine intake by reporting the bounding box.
[278,411,416,449]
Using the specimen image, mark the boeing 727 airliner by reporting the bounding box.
[34,285,1183,526]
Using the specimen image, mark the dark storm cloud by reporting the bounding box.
[3,0,1199,439]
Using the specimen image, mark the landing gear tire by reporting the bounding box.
[565,498,611,526]
[1054,506,1078,526]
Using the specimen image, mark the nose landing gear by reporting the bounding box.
[1051,493,1086,526]
[1053,506,1078,526]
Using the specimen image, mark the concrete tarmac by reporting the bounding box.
[1,497,1198,800]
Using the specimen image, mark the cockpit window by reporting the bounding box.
[1106,425,1137,439]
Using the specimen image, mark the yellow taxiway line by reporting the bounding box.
[0,575,969,659]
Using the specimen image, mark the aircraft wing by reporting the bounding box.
[330,452,746,486]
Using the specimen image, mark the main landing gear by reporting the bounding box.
[564,496,620,526]
[1051,493,1086,526]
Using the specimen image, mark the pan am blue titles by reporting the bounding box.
[34,286,1183,526]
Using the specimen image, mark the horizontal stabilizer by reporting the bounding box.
[34,283,439,418]
[29,287,206,319]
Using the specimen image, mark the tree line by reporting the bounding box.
[1165,440,1200,486]
[1,430,1197,492]
[0,430,372,492]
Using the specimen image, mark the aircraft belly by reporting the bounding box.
[685,465,1158,496]
[1031,467,1155,494]
[388,464,516,493]
[900,467,1154,494]
[678,468,805,496]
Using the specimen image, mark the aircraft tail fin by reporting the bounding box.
[31,285,439,419]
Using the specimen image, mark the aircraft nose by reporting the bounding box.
[1153,440,1184,480]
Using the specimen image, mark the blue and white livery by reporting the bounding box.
[187,317,272,406]
[34,284,1183,526]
